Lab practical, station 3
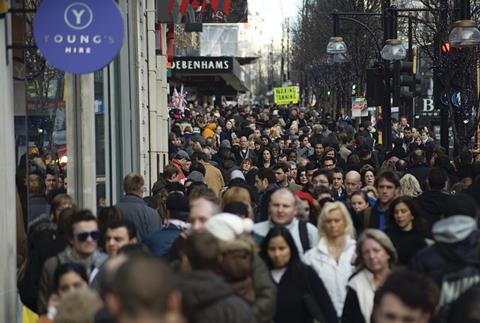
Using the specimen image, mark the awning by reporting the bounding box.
[169,56,249,95]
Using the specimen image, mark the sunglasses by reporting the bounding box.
[75,231,100,242]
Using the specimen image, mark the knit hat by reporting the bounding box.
[191,134,206,146]
[220,139,231,149]
[187,171,204,183]
[230,170,245,182]
[296,191,313,205]
[205,213,254,252]
[166,192,189,221]
[175,150,190,161]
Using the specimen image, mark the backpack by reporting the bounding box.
[299,220,312,253]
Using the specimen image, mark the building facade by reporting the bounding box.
[1,0,168,319]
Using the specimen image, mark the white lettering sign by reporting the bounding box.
[423,98,434,112]
[172,60,231,71]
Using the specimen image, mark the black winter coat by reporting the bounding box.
[341,287,365,323]
[18,215,67,312]
[407,164,431,190]
[273,264,337,323]
[415,190,450,235]
[385,227,427,265]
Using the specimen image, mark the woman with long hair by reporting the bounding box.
[38,262,90,323]
[350,190,372,235]
[385,196,427,265]
[257,147,275,169]
[296,166,309,187]
[260,227,337,323]
[342,229,397,323]
[360,165,376,187]
[240,158,253,175]
[304,202,356,319]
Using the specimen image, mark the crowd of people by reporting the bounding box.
[16,102,480,323]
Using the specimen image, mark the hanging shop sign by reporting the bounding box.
[171,57,233,74]
[352,97,368,118]
[33,0,124,74]
[273,86,300,105]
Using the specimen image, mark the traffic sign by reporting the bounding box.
[440,93,448,106]
[451,91,468,109]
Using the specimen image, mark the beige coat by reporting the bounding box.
[204,162,225,196]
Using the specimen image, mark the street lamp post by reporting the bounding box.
[329,1,480,152]
[328,4,407,150]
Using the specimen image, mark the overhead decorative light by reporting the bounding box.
[326,37,347,55]
[381,39,407,61]
[449,20,480,48]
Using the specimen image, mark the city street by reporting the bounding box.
[1,0,480,322]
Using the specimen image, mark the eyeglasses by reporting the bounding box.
[75,230,100,242]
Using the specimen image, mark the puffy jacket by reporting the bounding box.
[176,271,257,323]
[409,216,480,308]
[304,236,356,317]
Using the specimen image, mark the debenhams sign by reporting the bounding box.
[171,57,234,75]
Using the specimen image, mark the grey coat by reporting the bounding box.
[115,194,162,240]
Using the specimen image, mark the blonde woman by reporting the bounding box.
[341,229,397,323]
[399,173,422,197]
[304,202,356,319]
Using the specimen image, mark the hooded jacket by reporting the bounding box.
[409,216,480,307]
[176,271,257,323]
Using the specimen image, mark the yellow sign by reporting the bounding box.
[274,86,299,105]
[0,0,8,14]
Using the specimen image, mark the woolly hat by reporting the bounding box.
[175,150,190,161]
[220,139,231,149]
[205,213,254,252]
[230,170,245,182]
[191,134,206,146]
[296,191,313,205]
[187,171,204,183]
[166,192,189,221]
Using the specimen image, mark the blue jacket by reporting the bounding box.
[143,223,184,258]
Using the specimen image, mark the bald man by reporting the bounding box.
[252,188,318,256]
[344,171,362,198]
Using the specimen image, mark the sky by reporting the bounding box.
[249,0,303,45]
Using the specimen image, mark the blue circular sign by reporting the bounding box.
[33,0,124,74]
[451,91,468,109]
